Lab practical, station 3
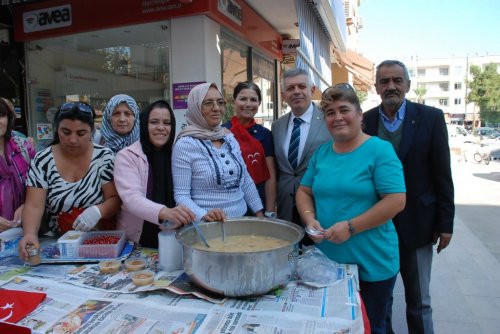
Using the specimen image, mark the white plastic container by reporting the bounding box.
[57,231,84,258]
[158,230,183,272]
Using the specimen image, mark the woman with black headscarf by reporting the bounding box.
[114,100,195,247]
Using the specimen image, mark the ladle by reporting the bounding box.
[192,221,210,248]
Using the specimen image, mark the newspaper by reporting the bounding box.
[0,246,365,333]
[1,274,363,334]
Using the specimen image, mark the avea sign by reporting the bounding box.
[218,0,242,26]
[23,5,72,33]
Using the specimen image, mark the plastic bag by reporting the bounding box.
[296,246,344,287]
[0,227,22,258]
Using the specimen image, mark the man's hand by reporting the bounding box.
[433,232,452,254]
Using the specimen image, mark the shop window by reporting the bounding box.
[221,33,249,122]
[220,32,276,126]
[252,50,276,125]
[25,21,171,148]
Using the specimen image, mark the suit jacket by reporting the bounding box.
[271,103,331,223]
[363,100,455,248]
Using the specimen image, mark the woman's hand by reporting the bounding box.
[159,205,196,229]
[73,206,101,231]
[12,204,24,226]
[18,233,40,261]
[323,221,351,244]
[305,219,326,243]
[202,209,226,222]
[0,216,14,232]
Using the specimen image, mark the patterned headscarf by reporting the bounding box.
[176,82,227,140]
[101,94,140,152]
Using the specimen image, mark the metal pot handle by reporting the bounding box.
[288,246,315,261]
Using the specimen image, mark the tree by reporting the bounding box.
[356,91,367,105]
[413,86,427,104]
[468,63,500,125]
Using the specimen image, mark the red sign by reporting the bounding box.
[13,0,281,59]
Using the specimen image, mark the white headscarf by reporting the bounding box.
[176,82,227,140]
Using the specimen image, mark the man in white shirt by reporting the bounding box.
[271,68,330,233]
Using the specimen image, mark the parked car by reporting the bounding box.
[447,124,475,146]
[472,127,497,138]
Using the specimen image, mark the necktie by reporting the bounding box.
[288,117,303,169]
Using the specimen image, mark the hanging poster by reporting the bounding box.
[36,123,53,140]
[172,81,205,110]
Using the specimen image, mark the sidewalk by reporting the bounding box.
[391,161,500,334]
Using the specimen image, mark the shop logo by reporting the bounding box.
[218,0,242,26]
[23,5,72,33]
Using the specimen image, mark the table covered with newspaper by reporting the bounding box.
[0,246,366,334]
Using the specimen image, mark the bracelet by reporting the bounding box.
[303,210,315,215]
[347,219,356,235]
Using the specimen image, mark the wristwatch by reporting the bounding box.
[264,211,277,219]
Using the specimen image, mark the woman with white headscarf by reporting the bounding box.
[172,82,264,222]
[98,94,140,153]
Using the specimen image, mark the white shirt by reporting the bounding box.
[284,103,314,164]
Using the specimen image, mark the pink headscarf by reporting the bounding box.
[176,82,227,140]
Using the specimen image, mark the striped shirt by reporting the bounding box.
[27,145,114,230]
[172,134,263,221]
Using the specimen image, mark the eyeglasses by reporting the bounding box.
[201,99,226,109]
[60,102,94,115]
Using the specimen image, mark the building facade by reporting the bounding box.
[3,0,358,148]
[403,55,500,128]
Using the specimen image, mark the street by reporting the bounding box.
[392,158,500,334]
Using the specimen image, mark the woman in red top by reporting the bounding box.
[222,81,277,218]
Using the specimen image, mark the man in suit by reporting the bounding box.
[272,68,330,230]
[363,60,455,334]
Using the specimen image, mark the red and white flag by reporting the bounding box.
[0,289,46,323]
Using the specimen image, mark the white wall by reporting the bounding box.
[170,15,222,135]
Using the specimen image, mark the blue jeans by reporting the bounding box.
[360,274,397,334]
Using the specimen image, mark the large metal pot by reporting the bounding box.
[176,217,304,297]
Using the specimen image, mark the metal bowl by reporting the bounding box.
[176,217,304,297]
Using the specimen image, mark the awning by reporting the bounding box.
[334,49,374,91]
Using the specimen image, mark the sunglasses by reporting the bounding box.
[60,102,94,116]
[332,83,355,91]
[322,83,356,98]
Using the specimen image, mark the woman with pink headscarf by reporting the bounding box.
[172,82,264,222]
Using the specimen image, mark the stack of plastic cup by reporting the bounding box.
[158,229,183,272]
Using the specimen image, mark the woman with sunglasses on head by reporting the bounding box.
[113,100,195,247]
[172,82,264,223]
[295,84,406,334]
[222,81,277,218]
[97,94,140,153]
[0,97,36,232]
[18,102,121,260]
